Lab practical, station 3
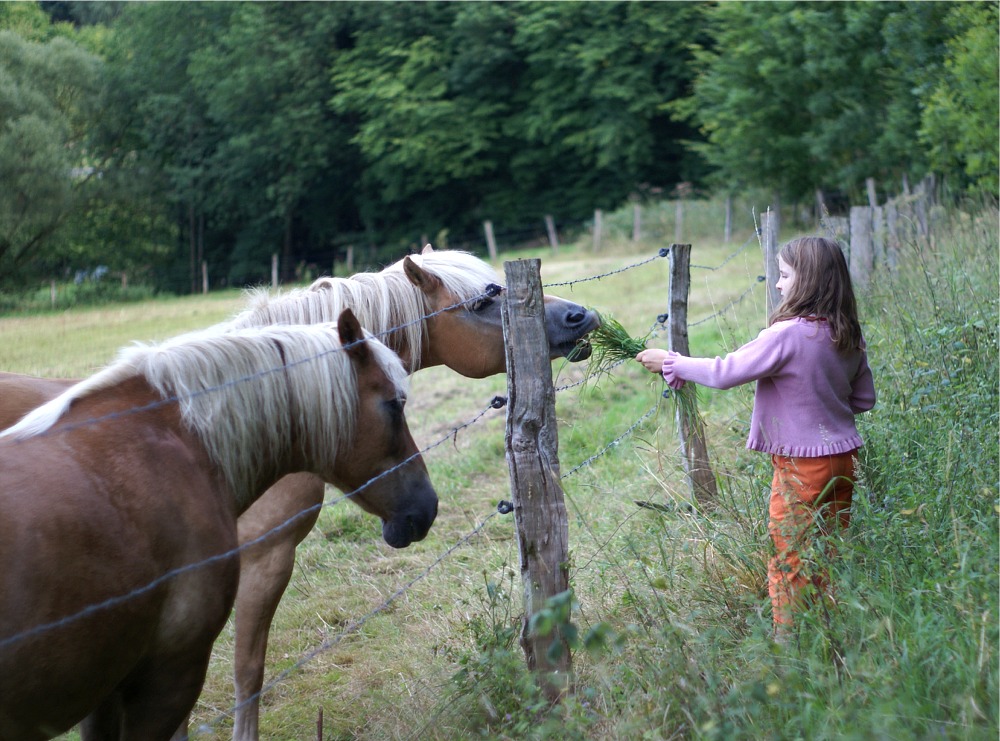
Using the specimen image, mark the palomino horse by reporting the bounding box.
[0,311,437,741]
[0,247,598,740]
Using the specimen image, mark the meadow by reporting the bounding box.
[3,202,996,740]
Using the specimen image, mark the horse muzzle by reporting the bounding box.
[381,481,438,548]
[548,302,600,361]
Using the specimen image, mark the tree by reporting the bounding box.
[0,29,105,286]
[919,2,999,198]
[673,2,954,204]
[187,2,361,283]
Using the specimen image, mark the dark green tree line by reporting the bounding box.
[0,0,995,295]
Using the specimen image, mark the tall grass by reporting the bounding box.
[444,206,998,739]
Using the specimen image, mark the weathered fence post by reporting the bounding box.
[667,244,717,504]
[632,203,641,242]
[849,206,873,291]
[724,195,732,243]
[762,209,780,316]
[484,220,498,261]
[501,258,572,702]
[592,209,603,252]
[201,260,209,295]
[271,253,279,289]
[544,215,559,253]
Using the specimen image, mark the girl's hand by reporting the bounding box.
[636,349,686,389]
[635,348,670,373]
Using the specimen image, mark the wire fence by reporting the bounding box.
[0,239,768,737]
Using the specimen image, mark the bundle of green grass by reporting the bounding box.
[582,311,701,419]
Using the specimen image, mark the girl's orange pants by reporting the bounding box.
[768,451,858,628]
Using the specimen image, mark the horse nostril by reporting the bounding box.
[566,307,586,325]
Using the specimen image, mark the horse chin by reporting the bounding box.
[560,339,593,362]
[548,308,600,361]
[381,519,414,548]
[381,508,436,549]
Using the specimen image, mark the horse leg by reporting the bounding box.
[79,693,124,740]
[232,473,325,741]
[116,655,213,741]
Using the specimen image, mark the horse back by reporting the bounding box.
[0,372,76,429]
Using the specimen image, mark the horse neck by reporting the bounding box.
[90,377,293,513]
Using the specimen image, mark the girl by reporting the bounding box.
[636,236,876,639]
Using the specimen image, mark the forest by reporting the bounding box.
[1,1,996,295]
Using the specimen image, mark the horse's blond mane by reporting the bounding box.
[226,250,500,373]
[0,325,408,509]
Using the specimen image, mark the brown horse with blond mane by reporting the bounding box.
[0,310,437,740]
[0,246,598,741]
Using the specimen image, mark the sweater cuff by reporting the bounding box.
[661,352,685,389]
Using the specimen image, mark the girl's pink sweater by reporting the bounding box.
[662,317,876,457]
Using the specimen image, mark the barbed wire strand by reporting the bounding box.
[0,398,505,651]
[202,506,504,737]
[5,242,761,445]
[213,397,667,739]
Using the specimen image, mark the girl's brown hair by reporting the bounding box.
[769,236,863,352]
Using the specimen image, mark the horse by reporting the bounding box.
[0,310,438,741]
[0,246,599,740]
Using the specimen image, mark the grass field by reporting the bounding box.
[3,209,997,740]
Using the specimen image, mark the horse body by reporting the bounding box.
[0,248,598,741]
[1,378,236,740]
[0,316,437,740]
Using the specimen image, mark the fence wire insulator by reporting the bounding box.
[757,275,766,282]
[489,395,507,409]
[485,283,503,297]
[662,388,672,399]
[656,313,669,324]
[497,500,514,515]
[658,247,670,258]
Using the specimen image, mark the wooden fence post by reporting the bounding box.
[592,209,603,252]
[271,253,279,289]
[502,258,572,702]
[849,206,873,291]
[544,215,559,253]
[667,244,717,503]
[484,220,498,260]
[724,195,732,243]
[201,260,209,295]
[762,209,780,316]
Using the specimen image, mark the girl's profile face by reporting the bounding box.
[776,256,796,296]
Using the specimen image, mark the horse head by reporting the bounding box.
[400,245,599,378]
[330,309,438,548]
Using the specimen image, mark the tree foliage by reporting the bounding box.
[0,1,995,294]
[0,25,104,284]
[673,1,963,204]
[920,2,1000,197]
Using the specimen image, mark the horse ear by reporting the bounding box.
[421,243,434,255]
[403,255,442,296]
[337,309,369,361]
